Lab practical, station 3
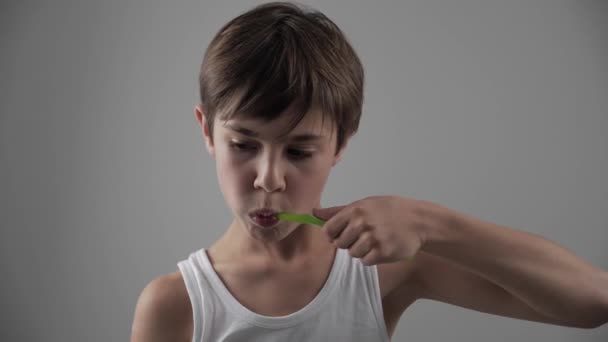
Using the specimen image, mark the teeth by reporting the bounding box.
[254,210,275,217]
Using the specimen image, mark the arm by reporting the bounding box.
[414,204,608,328]
[130,273,192,342]
[315,195,608,328]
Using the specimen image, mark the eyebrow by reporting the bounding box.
[226,124,325,142]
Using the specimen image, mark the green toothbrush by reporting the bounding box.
[275,212,326,227]
[275,212,415,260]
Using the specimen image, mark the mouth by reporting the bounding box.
[248,208,280,228]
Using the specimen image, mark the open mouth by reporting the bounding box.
[249,208,279,227]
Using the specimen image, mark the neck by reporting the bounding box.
[214,218,328,263]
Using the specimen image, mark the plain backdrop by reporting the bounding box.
[1,0,607,341]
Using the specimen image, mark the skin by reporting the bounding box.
[131,104,608,342]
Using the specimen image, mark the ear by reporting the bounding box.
[332,136,350,167]
[195,104,215,157]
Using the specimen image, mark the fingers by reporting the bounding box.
[331,220,363,248]
[320,203,384,266]
[349,233,381,266]
[323,204,367,241]
[347,231,374,258]
[313,205,346,221]
[323,210,350,241]
[360,248,381,266]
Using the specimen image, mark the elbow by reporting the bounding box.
[563,271,608,329]
[576,315,607,329]
[583,304,608,329]
[565,306,608,329]
[560,312,607,329]
[577,273,608,329]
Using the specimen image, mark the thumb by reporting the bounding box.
[313,205,346,221]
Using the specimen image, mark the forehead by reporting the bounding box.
[217,108,335,142]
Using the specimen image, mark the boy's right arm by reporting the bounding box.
[130,273,193,342]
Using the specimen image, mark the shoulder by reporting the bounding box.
[130,271,193,342]
[377,257,423,299]
[376,257,425,336]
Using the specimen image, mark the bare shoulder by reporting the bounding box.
[377,258,424,337]
[377,257,422,299]
[130,271,193,342]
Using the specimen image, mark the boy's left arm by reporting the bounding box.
[418,203,608,328]
[314,196,608,328]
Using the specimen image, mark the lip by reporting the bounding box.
[248,208,279,217]
[248,208,280,228]
[250,215,279,228]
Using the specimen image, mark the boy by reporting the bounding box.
[131,2,608,341]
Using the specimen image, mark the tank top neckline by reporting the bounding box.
[196,247,346,329]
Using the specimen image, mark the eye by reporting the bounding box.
[229,141,257,152]
[287,148,313,160]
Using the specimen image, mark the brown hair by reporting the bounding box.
[199,1,364,154]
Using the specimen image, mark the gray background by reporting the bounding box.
[1,0,607,341]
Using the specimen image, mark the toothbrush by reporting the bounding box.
[275,212,326,227]
[276,212,415,260]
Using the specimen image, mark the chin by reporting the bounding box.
[248,222,296,242]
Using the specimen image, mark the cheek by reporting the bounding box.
[216,154,252,207]
[288,162,332,206]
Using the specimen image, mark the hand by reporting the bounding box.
[313,195,433,265]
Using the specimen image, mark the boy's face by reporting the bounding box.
[196,103,348,242]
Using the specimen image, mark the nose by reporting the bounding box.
[253,152,286,193]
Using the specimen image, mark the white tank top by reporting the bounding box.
[177,248,390,341]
